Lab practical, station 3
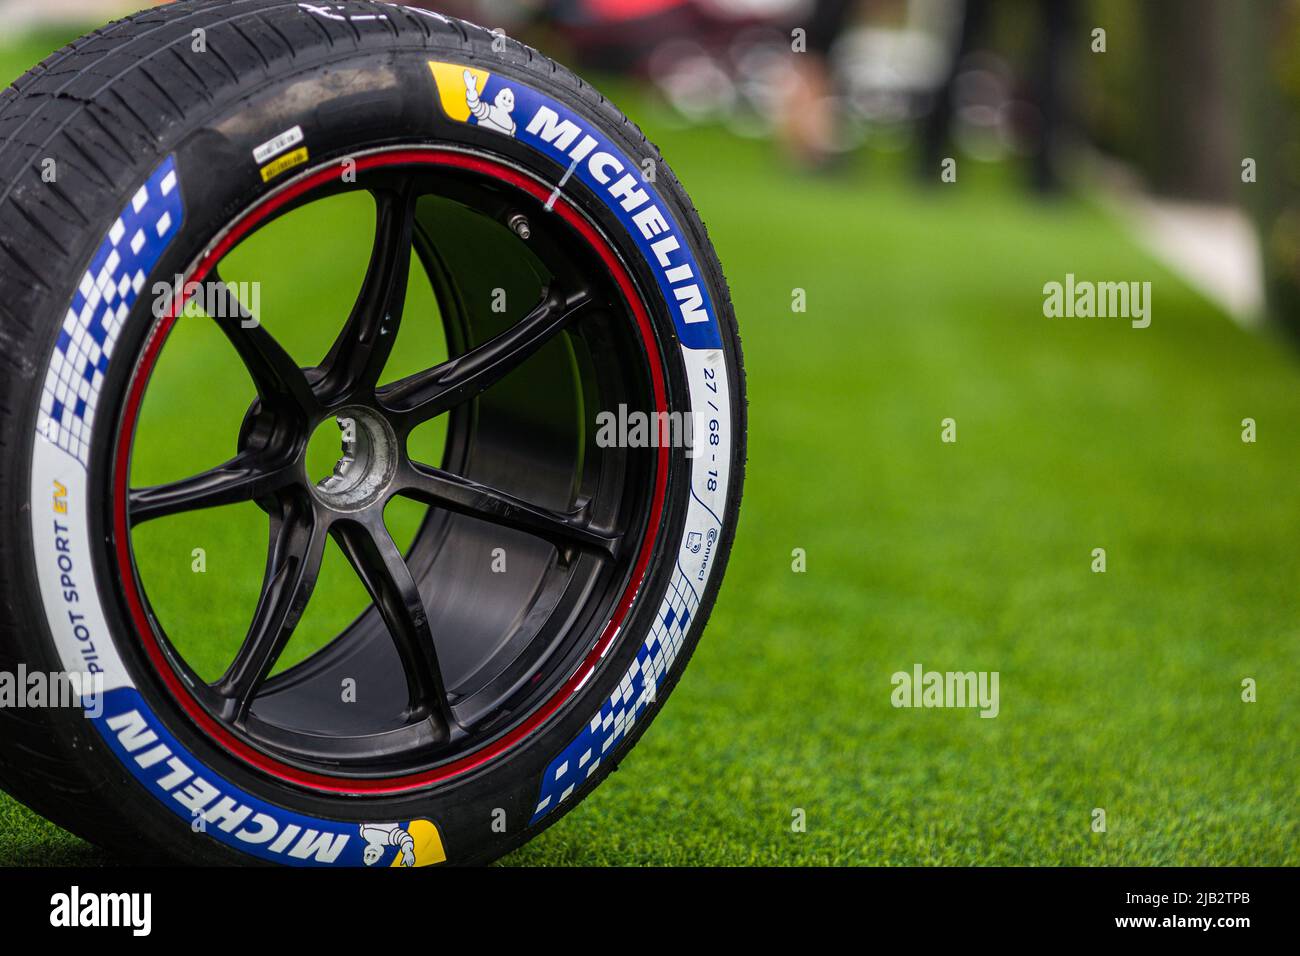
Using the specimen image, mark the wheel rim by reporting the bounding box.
[112,149,671,791]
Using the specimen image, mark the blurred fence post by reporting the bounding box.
[1136,0,1236,202]
[1234,1,1300,337]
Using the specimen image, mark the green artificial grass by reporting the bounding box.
[2,34,1296,866]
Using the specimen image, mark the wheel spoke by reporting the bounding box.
[128,451,293,526]
[330,515,455,731]
[316,186,419,402]
[118,162,666,780]
[209,272,316,413]
[213,493,325,719]
[398,461,618,557]
[377,286,594,425]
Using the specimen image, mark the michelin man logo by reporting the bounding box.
[356,819,447,867]
[360,822,416,867]
[464,69,516,136]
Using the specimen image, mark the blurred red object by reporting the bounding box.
[585,0,690,18]
[554,0,770,73]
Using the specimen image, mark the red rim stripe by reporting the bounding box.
[112,149,670,794]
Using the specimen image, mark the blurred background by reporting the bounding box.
[463,0,1292,334]
[6,0,1298,328]
[0,0,1296,865]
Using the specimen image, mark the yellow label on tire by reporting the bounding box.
[260,147,309,182]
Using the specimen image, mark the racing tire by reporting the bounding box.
[0,0,745,866]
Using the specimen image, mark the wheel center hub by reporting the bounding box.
[310,406,398,512]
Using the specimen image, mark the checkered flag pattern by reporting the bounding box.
[37,157,184,466]
[530,565,701,823]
